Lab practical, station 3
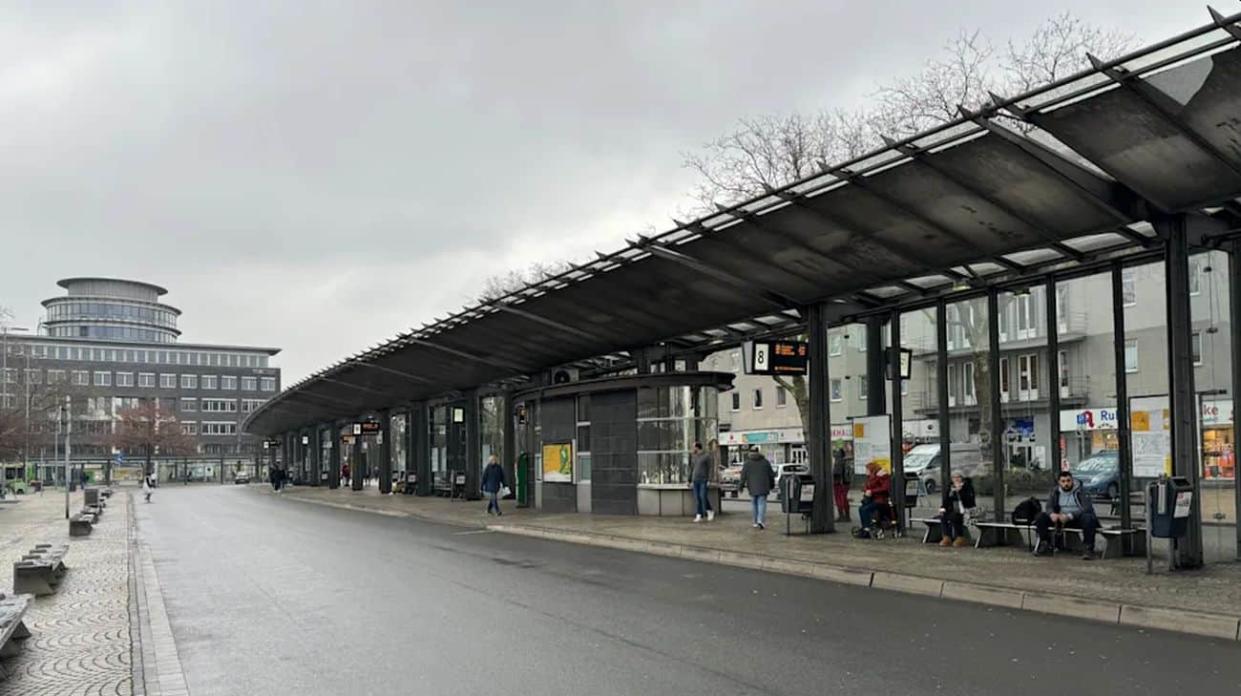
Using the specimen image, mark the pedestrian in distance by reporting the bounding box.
[738,446,775,529]
[690,441,714,523]
[937,471,975,547]
[832,446,853,522]
[1033,470,1100,560]
[142,474,153,503]
[856,461,891,537]
[341,463,350,488]
[481,454,507,516]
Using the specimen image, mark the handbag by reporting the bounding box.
[499,485,512,498]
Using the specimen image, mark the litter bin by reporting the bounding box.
[1146,476,1194,572]
[403,472,417,495]
[779,472,814,535]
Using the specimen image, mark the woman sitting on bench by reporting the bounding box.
[937,471,975,547]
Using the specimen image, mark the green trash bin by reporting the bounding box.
[516,453,530,508]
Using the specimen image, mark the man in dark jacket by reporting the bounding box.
[937,472,976,547]
[481,454,507,516]
[1033,470,1099,559]
[738,447,775,529]
[690,442,714,523]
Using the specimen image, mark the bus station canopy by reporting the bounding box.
[246,12,1241,436]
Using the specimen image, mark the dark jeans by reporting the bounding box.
[940,512,966,540]
[486,490,501,514]
[692,481,712,517]
[1035,511,1098,549]
[859,498,889,529]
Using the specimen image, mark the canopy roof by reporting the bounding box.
[247,11,1241,436]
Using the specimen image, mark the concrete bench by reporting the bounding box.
[13,544,69,596]
[69,513,94,537]
[0,593,33,658]
[83,504,102,519]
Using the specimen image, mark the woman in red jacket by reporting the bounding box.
[857,461,891,534]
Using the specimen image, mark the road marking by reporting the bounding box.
[453,529,495,536]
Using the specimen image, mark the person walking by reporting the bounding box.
[142,474,153,503]
[340,462,350,489]
[481,454,507,516]
[690,441,715,522]
[738,446,775,529]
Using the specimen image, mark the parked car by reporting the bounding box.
[719,464,743,497]
[233,471,251,485]
[902,443,985,495]
[772,462,809,496]
[1071,450,1120,499]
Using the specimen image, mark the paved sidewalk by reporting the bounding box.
[0,489,132,695]
[266,485,1241,634]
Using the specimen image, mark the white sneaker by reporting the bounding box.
[752,523,760,528]
[693,515,703,523]
[707,510,715,522]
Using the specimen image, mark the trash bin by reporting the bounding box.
[779,472,814,515]
[403,472,417,495]
[1149,476,1193,539]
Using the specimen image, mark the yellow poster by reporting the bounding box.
[542,442,573,483]
[1131,411,1150,432]
[853,423,865,439]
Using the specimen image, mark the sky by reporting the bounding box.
[0,0,1222,383]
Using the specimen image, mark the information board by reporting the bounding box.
[542,442,573,483]
[851,415,892,475]
[747,340,808,375]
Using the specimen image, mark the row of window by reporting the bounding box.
[7,342,271,368]
[49,326,176,343]
[182,421,239,436]
[0,369,276,392]
[46,301,178,328]
[178,398,266,414]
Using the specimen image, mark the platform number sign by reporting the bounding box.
[747,340,808,376]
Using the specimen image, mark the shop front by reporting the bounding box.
[516,372,732,516]
[1200,399,1235,481]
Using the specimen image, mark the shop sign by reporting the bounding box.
[1201,399,1234,426]
[352,421,381,436]
[720,425,851,447]
[1059,408,1118,432]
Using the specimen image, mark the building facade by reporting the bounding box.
[0,278,281,465]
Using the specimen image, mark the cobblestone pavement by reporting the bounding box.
[0,490,132,695]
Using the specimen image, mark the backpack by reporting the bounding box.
[1012,496,1042,525]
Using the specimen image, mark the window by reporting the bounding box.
[1124,340,1139,373]
[900,377,909,396]
[1,368,16,384]
[259,377,276,392]
[201,398,237,413]
[47,369,66,385]
[25,369,41,386]
[201,421,237,436]
[753,388,763,409]
[998,357,1010,403]
[1056,286,1069,334]
[201,375,218,390]
[1015,292,1036,340]
[858,375,868,401]
[828,333,843,356]
[1018,353,1040,401]
[776,386,787,407]
[241,398,266,414]
[181,374,198,389]
[221,375,237,390]
[180,398,197,412]
[1058,349,1070,398]
[730,392,740,411]
[139,373,156,388]
[116,372,134,387]
[72,370,89,386]
[730,351,740,371]
[830,378,842,402]
[182,422,198,435]
[1192,332,1203,366]
[963,362,976,406]
[241,376,257,391]
[1189,259,1202,295]
[947,364,957,407]
[1122,270,1136,306]
[160,374,176,389]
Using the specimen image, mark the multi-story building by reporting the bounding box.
[0,278,281,465]
[707,251,1235,481]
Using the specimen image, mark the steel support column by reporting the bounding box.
[987,290,1005,521]
[328,423,340,490]
[808,302,835,533]
[351,424,364,491]
[464,391,481,501]
[865,317,886,416]
[1161,214,1203,568]
[888,312,905,531]
[379,409,392,494]
[411,403,431,496]
[936,302,951,494]
[1112,264,1135,552]
[1045,278,1062,473]
[1230,241,1241,560]
[501,391,516,495]
[309,427,320,486]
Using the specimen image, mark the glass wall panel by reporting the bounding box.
[898,308,938,506]
[637,386,719,485]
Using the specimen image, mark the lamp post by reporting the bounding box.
[60,397,71,520]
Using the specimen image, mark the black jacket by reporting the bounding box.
[941,478,977,513]
[481,462,507,494]
[739,453,775,497]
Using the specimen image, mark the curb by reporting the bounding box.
[268,490,1241,642]
[487,523,1241,642]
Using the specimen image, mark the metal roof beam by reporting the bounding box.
[1087,52,1241,185]
[1210,6,1241,41]
[640,240,801,312]
[403,337,533,373]
[492,304,613,345]
[833,167,981,251]
[352,362,436,385]
[888,139,1087,261]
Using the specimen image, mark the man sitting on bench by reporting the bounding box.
[1034,470,1099,560]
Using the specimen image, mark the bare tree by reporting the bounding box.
[107,401,195,476]
[478,260,576,302]
[681,13,1133,455]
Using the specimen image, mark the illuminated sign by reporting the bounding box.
[352,421,382,436]
[747,340,808,375]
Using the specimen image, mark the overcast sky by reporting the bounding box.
[0,1,1218,383]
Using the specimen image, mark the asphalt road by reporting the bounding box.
[134,486,1241,696]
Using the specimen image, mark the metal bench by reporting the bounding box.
[0,593,33,658]
[69,513,94,537]
[973,521,1036,550]
[13,544,69,596]
[912,511,983,544]
[1047,526,1146,559]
